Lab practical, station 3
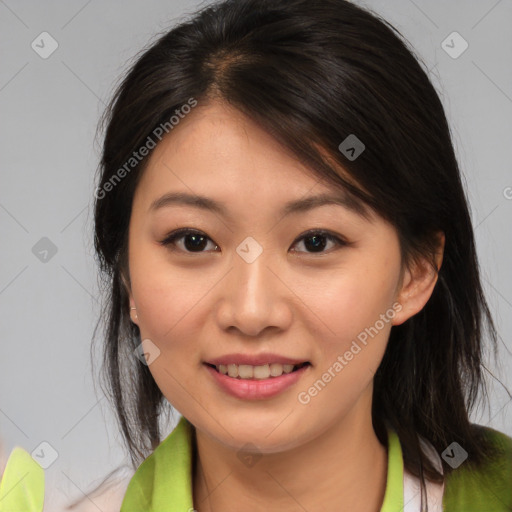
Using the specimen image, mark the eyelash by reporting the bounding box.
[159,228,348,255]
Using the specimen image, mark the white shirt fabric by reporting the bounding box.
[403,434,445,511]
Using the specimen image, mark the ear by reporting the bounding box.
[121,270,139,326]
[391,232,445,326]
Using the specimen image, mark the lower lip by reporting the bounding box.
[204,363,311,400]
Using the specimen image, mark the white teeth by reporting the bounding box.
[253,364,270,379]
[238,364,253,379]
[216,362,304,379]
[283,364,295,374]
[269,363,283,377]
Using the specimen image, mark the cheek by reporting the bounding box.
[295,259,400,406]
[296,262,398,346]
[129,242,214,342]
[129,260,210,411]
[293,270,396,418]
[132,279,213,359]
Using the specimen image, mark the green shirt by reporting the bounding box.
[1,419,510,511]
[0,446,44,512]
[119,417,512,511]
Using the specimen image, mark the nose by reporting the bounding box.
[214,245,293,337]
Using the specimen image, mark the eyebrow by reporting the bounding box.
[149,191,371,219]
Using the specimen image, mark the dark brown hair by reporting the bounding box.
[79,0,508,509]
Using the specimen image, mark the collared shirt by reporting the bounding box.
[1,418,510,511]
[119,416,512,511]
[118,416,435,511]
[0,446,44,512]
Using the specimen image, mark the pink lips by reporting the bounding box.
[204,362,311,400]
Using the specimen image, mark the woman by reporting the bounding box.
[1,0,510,511]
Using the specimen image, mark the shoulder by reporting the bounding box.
[120,416,194,511]
[442,424,512,512]
[0,446,45,511]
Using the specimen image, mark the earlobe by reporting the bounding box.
[391,232,445,326]
[120,271,139,325]
[129,297,139,324]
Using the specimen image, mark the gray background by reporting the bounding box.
[1,0,511,510]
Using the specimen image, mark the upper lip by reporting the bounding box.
[205,353,310,367]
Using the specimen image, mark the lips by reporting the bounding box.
[204,360,311,399]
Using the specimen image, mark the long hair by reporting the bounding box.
[83,0,507,509]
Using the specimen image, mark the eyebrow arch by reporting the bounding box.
[149,191,371,219]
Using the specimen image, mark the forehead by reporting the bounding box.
[133,100,374,222]
[144,100,317,184]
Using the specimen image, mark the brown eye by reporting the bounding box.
[160,228,218,253]
[291,230,347,254]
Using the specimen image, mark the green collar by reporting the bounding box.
[120,416,405,511]
[381,423,405,511]
[0,446,45,512]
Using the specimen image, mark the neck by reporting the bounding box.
[192,390,388,512]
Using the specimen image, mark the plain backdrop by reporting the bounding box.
[1,0,511,510]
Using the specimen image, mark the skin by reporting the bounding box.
[124,99,444,512]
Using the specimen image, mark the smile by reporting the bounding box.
[207,362,310,380]
[204,362,312,400]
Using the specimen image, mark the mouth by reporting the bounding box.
[204,361,311,380]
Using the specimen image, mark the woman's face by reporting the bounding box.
[125,99,437,452]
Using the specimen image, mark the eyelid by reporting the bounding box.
[294,228,348,244]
